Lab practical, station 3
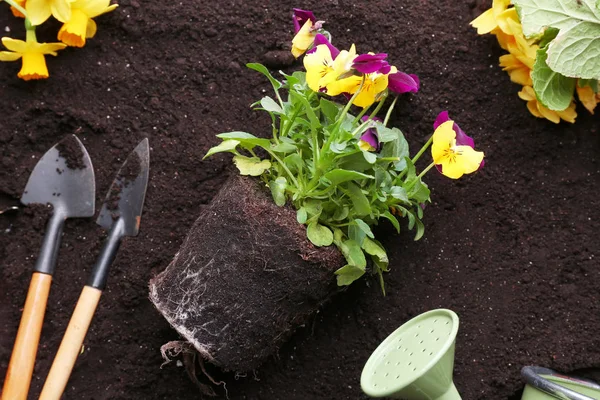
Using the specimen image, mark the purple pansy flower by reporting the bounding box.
[359,115,383,151]
[388,71,420,94]
[433,111,485,173]
[352,53,391,74]
[293,8,316,33]
[306,33,340,60]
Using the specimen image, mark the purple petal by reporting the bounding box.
[360,130,379,150]
[361,115,382,123]
[306,33,340,59]
[388,71,420,94]
[433,111,475,149]
[433,111,450,130]
[293,9,316,33]
[353,53,390,74]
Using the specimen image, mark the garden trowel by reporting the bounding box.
[2,135,95,400]
[39,138,150,400]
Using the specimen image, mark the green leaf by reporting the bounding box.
[322,169,374,186]
[362,151,377,164]
[284,153,303,173]
[348,223,366,246]
[260,96,284,114]
[334,264,366,286]
[216,131,271,150]
[362,237,389,263]
[271,142,297,153]
[404,178,431,203]
[339,239,367,268]
[380,128,409,171]
[346,182,371,216]
[296,207,307,224]
[269,177,287,206]
[513,0,600,79]
[578,78,599,91]
[290,91,320,130]
[320,98,340,123]
[306,222,334,247]
[390,186,409,203]
[233,155,271,176]
[382,210,400,233]
[246,63,282,91]
[332,206,349,221]
[414,217,425,241]
[203,140,239,159]
[354,218,374,239]
[532,29,576,111]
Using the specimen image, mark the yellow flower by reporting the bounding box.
[291,19,315,58]
[499,54,532,86]
[576,83,600,115]
[26,0,74,25]
[58,0,118,47]
[470,0,510,34]
[11,0,26,18]
[0,37,66,80]
[319,45,356,88]
[432,121,484,180]
[518,86,577,124]
[303,44,335,92]
[327,66,394,109]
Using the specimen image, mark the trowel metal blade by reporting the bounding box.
[21,135,95,218]
[96,138,149,237]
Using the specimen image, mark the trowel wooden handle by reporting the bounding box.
[2,272,52,400]
[39,286,102,400]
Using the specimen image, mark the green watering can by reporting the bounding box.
[521,366,600,400]
[360,309,461,399]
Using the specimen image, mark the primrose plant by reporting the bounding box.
[0,0,118,80]
[471,0,600,123]
[206,9,485,290]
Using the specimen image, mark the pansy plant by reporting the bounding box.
[206,9,485,291]
[0,0,118,80]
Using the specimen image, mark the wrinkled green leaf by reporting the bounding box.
[269,177,287,206]
[307,222,334,247]
[203,140,240,159]
[233,155,271,176]
[322,169,374,186]
[335,264,366,286]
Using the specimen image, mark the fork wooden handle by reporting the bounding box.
[39,286,102,400]
[2,272,52,400]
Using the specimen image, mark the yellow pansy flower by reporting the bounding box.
[432,121,485,180]
[319,45,356,89]
[327,66,393,109]
[470,0,510,34]
[0,36,66,80]
[292,19,315,58]
[26,0,74,25]
[576,83,600,115]
[518,86,577,124]
[303,44,336,92]
[58,0,118,47]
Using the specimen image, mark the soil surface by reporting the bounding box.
[1,0,600,399]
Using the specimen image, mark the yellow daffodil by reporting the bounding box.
[499,54,532,86]
[576,83,599,115]
[26,0,74,25]
[0,36,66,80]
[432,120,485,180]
[470,0,510,34]
[11,0,26,17]
[58,0,117,47]
[518,86,577,124]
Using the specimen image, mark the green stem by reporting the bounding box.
[350,120,370,138]
[411,135,433,164]
[367,95,387,121]
[267,150,300,188]
[4,0,27,18]
[383,96,399,126]
[352,104,371,125]
[417,162,436,179]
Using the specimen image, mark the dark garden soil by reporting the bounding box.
[1,0,599,399]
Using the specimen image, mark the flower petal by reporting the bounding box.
[576,84,598,115]
[431,120,456,163]
[293,8,315,33]
[433,111,450,130]
[303,44,334,92]
[470,9,497,34]
[26,0,52,25]
[50,0,72,23]
[86,17,97,38]
[388,71,419,94]
[36,42,67,55]
[18,52,49,80]
[308,33,339,59]
[81,0,115,17]
[0,51,22,61]
[291,19,315,58]
[2,37,27,53]
[353,53,389,74]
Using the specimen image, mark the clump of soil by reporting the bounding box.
[55,136,86,170]
[149,175,344,372]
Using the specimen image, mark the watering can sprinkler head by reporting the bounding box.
[361,309,461,400]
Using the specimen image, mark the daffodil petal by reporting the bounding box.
[37,42,67,55]
[18,52,49,80]
[50,0,72,23]
[81,0,111,16]
[26,0,52,25]
[2,37,27,53]
[86,17,97,38]
[0,51,22,61]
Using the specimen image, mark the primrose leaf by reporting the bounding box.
[382,210,400,233]
[513,0,597,37]
[269,177,287,206]
[346,182,371,217]
[362,237,389,263]
[348,223,366,245]
[322,169,375,186]
[335,264,366,286]
[332,206,349,221]
[297,207,307,224]
[233,155,271,176]
[532,29,576,111]
[578,78,599,91]
[340,239,367,268]
[203,140,239,159]
[260,96,284,114]
[354,218,375,239]
[246,63,282,91]
[307,222,334,247]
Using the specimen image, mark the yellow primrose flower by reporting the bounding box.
[11,0,26,17]
[26,0,74,25]
[518,86,577,124]
[327,66,393,109]
[0,37,66,80]
[470,0,510,34]
[499,54,532,86]
[58,0,118,47]
[576,83,599,115]
[432,121,485,180]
